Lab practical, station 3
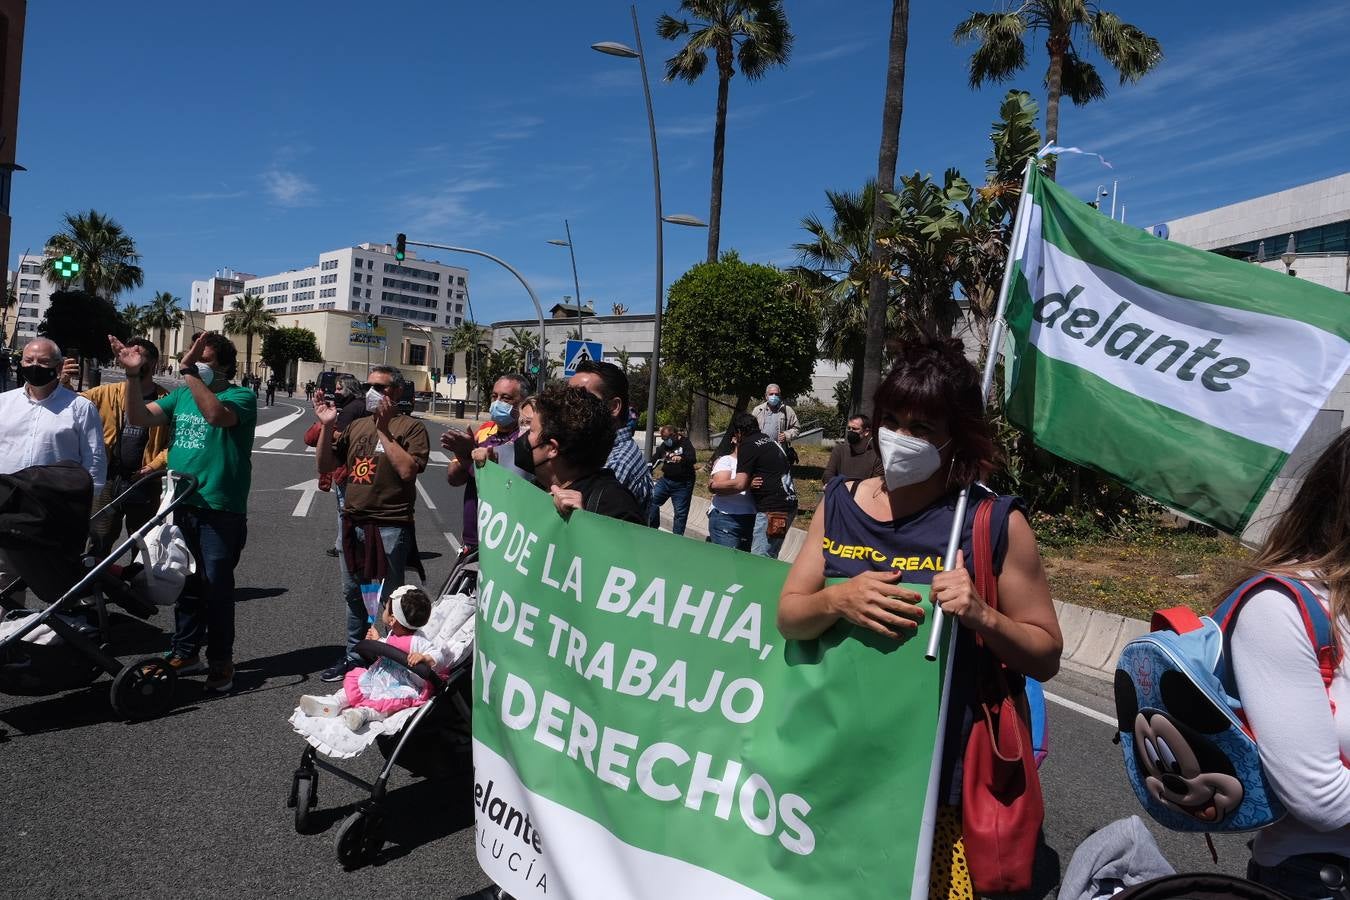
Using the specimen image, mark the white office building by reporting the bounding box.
[6,252,59,343]
[206,242,470,330]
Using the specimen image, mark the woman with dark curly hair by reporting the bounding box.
[525,384,644,524]
[777,337,1062,896]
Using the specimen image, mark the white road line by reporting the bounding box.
[1044,690,1117,728]
[430,450,450,464]
[305,446,315,454]
[444,532,462,554]
[285,479,321,517]
[253,404,307,438]
[261,438,292,450]
[415,479,437,510]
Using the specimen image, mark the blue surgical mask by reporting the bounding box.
[195,362,216,387]
[489,400,516,428]
[767,395,781,408]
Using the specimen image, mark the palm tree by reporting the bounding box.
[141,291,184,362]
[953,0,1162,178]
[861,0,911,420]
[610,303,629,317]
[792,182,881,414]
[223,292,276,379]
[657,0,793,263]
[44,210,144,301]
[119,301,147,338]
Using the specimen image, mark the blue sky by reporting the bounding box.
[11,1,1349,322]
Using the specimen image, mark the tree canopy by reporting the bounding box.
[260,327,322,380]
[662,251,816,408]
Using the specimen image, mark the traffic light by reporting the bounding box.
[365,314,380,329]
[525,349,541,376]
[395,233,406,262]
[54,254,80,280]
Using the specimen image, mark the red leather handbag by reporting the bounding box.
[961,498,1044,894]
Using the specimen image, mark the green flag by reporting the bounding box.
[1002,166,1350,533]
[470,464,949,898]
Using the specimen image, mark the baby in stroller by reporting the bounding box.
[299,585,446,731]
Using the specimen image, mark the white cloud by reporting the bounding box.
[262,169,316,207]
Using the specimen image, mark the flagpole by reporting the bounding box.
[925,157,1036,660]
[911,156,1038,898]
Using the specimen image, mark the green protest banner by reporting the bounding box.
[470,464,948,898]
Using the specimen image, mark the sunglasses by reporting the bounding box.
[362,382,394,393]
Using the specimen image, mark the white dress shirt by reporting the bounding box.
[0,385,107,490]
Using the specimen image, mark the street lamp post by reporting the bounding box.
[403,320,439,415]
[593,5,707,457]
[1281,234,1298,277]
[547,219,586,342]
[403,239,548,383]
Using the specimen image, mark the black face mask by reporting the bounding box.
[845,431,862,446]
[20,364,58,387]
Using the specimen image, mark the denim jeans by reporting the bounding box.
[332,482,346,552]
[707,508,755,552]
[752,509,797,559]
[1248,854,1348,899]
[340,523,413,663]
[173,506,249,663]
[648,477,694,535]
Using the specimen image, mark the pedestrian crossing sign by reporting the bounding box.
[564,339,604,376]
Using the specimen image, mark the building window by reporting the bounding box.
[20,263,39,274]
[457,276,465,286]
[293,277,315,288]
[321,259,339,271]
[268,281,289,292]
[407,344,427,366]
[455,303,463,313]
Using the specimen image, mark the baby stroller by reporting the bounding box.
[0,463,199,720]
[287,547,479,868]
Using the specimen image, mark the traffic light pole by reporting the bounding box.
[403,240,547,384]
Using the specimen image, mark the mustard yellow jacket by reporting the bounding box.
[81,382,172,473]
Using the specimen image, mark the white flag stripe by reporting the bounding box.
[473,741,771,900]
[1021,229,1350,454]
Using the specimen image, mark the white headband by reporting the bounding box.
[390,585,418,630]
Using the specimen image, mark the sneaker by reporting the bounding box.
[341,706,380,731]
[204,660,235,692]
[164,652,207,676]
[319,659,355,683]
[299,694,344,718]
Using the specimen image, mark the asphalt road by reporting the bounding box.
[0,394,1249,897]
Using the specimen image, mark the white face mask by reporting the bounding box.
[194,362,216,387]
[365,387,383,412]
[877,427,949,490]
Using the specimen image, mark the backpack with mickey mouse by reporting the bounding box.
[1114,573,1341,832]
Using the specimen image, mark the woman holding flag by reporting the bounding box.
[777,337,1062,896]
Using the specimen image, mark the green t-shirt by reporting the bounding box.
[157,383,257,513]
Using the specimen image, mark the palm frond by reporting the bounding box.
[1089,11,1162,82]
[955,11,1029,87]
[1057,51,1107,105]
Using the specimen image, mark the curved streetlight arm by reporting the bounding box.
[405,239,548,381]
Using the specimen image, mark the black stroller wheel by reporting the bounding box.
[336,809,370,868]
[109,657,177,720]
[292,771,318,834]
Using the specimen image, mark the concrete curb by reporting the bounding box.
[658,497,1143,682]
